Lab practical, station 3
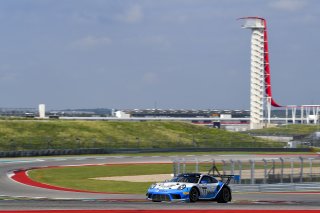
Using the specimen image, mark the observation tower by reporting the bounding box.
[239,17,281,129]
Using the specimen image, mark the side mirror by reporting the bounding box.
[200,180,208,184]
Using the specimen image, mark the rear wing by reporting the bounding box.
[208,165,239,185]
[212,175,235,185]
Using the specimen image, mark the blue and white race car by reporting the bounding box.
[146,173,233,203]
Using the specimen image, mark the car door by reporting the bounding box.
[198,176,218,199]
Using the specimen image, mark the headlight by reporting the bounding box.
[177,184,186,190]
[149,184,156,189]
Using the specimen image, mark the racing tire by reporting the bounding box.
[217,187,231,203]
[189,187,199,203]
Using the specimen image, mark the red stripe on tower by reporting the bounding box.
[263,19,282,107]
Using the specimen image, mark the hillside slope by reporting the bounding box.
[0,120,282,150]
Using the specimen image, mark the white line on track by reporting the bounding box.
[95,157,106,160]
[32,197,48,199]
[75,158,87,161]
[54,158,67,161]
[1,159,45,164]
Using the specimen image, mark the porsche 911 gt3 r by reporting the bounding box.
[146,173,233,203]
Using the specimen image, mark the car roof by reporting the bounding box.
[177,173,202,177]
[177,173,218,178]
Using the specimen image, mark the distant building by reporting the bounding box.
[121,109,248,118]
[115,111,131,118]
[39,104,46,118]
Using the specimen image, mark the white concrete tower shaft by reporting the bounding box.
[240,17,265,129]
[239,17,282,129]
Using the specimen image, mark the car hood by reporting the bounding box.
[153,182,194,190]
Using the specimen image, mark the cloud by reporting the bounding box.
[269,0,308,11]
[0,65,19,82]
[142,72,158,84]
[143,35,171,49]
[71,36,112,49]
[0,72,17,82]
[116,5,143,23]
[71,12,100,24]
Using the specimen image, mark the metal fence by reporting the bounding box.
[173,157,320,184]
[231,183,320,192]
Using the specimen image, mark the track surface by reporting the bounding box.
[1,154,320,210]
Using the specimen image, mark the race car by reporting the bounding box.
[146,173,233,203]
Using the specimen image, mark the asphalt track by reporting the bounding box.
[1,154,320,211]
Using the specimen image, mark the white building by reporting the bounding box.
[115,111,131,119]
[39,104,46,118]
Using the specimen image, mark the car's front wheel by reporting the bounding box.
[189,187,199,202]
[217,187,231,203]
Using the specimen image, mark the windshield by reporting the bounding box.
[170,176,199,183]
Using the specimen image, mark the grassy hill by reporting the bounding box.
[0,120,283,151]
[247,124,320,136]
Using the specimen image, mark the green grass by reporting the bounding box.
[28,164,173,194]
[0,120,283,151]
[247,124,320,136]
[28,163,225,193]
[28,161,319,194]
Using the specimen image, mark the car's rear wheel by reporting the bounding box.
[189,187,199,202]
[217,187,231,203]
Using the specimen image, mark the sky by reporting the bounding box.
[0,0,319,110]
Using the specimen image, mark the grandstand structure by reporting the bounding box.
[239,17,320,129]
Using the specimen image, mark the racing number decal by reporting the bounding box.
[201,187,208,196]
[201,185,217,198]
[199,176,219,198]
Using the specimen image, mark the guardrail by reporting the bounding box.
[0,147,312,158]
[231,183,320,192]
[173,156,320,184]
